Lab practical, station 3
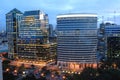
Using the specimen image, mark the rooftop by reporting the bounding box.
[6,8,23,15]
[57,13,97,18]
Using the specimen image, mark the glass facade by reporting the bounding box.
[57,14,98,70]
[98,23,106,61]
[105,25,120,36]
[105,25,120,59]
[17,10,49,59]
[6,8,23,59]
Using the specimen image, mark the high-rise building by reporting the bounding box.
[49,24,54,37]
[17,10,50,59]
[6,8,23,59]
[105,25,120,59]
[49,24,57,43]
[97,23,106,61]
[98,22,120,60]
[57,14,98,71]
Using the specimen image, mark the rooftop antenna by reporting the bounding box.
[102,16,104,23]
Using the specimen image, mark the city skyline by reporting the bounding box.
[1,0,120,31]
[1,1,120,79]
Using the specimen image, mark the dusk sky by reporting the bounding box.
[1,0,120,31]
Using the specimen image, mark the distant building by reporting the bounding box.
[17,10,51,60]
[97,23,107,61]
[0,31,7,44]
[98,22,120,60]
[6,8,23,59]
[57,14,98,71]
[49,24,54,37]
[105,25,120,59]
[49,24,57,43]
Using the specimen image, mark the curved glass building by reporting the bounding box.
[57,14,98,71]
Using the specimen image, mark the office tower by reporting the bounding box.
[48,24,53,42]
[17,10,50,60]
[105,24,120,59]
[49,24,57,43]
[97,23,106,61]
[49,24,54,37]
[6,8,23,59]
[98,22,120,60]
[57,14,98,71]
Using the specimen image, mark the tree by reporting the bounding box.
[3,72,16,80]
[41,66,47,73]
[22,73,37,80]
[79,67,97,80]
[2,60,11,70]
[31,64,35,69]
[18,64,25,74]
[2,60,10,64]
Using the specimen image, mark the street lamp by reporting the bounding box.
[23,71,25,74]
[78,72,81,74]
[41,73,44,77]
[6,68,9,72]
[62,75,66,80]
[14,70,17,73]
[51,74,54,78]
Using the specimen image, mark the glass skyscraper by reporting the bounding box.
[57,14,98,71]
[105,25,120,59]
[6,8,23,59]
[17,10,49,59]
[98,23,107,61]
